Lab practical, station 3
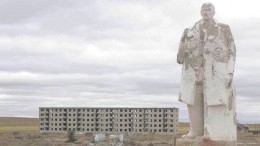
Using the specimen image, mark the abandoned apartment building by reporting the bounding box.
[39,107,179,134]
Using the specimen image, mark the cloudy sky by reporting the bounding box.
[0,0,259,123]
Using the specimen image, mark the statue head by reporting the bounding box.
[200,3,215,21]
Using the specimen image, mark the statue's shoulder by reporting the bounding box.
[215,20,232,34]
[215,20,230,29]
[183,26,193,32]
[217,22,230,28]
[181,27,192,37]
[182,19,202,32]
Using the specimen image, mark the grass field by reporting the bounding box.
[0,117,260,145]
[0,117,38,132]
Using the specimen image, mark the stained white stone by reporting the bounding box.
[94,134,106,142]
[118,134,124,142]
[177,3,237,142]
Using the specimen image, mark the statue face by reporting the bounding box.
[200,4,215,21]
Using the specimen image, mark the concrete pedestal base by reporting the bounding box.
[176,138,237,146]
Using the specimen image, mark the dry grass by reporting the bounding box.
[179,122,260,144]
[248,124,260,131]
[177,123,189,136]
[0,117,38,132]
[0,117,260,145]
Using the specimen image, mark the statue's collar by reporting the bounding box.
[198,19,218,26]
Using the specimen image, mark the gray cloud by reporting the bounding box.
[0,0,259,124]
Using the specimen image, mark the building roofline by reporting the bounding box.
[39,107,178,109]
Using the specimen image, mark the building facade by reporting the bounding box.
[39,107,178,134]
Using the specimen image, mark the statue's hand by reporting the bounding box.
[225,73,233,88]
[177,57,184,64]
[177,52,187,64]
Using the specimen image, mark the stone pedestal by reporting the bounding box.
[176,138,237,146]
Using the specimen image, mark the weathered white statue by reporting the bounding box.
[177,3,237,141]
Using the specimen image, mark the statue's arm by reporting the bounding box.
[177,29,188,64]
[226,26,236,75]
[225,26,236,87]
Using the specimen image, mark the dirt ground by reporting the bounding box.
[0,117,260,146]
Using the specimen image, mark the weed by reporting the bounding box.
[67,130,77,143]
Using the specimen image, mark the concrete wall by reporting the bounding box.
[39,107,178,134]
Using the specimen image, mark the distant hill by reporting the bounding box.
[0,117,38,126]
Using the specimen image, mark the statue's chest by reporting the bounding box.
[198,25,229,63]
[200,24,219,41]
